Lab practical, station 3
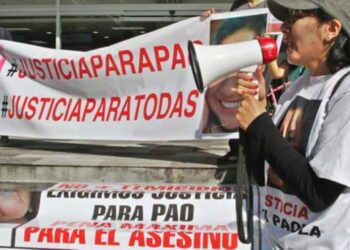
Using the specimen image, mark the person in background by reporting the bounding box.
[201,0,267,18]
[236,0,350,248]
[266,38,308,111]
[0,27,13,146]
[232,0,267,10]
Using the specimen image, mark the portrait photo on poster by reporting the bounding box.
[200,10,268,138]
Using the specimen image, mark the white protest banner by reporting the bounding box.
[0,9,269,141]
[0,223,18,247]
[9,183,251,250]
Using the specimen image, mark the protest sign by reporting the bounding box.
[0,9,270,141]
[0,183,252,250]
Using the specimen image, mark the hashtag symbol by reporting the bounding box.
[1,95,8,118]
[6,63,17,77]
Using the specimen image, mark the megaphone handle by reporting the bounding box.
[235,128,254,244]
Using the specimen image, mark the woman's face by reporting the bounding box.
[281,11,330,72]
[205,28,256,131]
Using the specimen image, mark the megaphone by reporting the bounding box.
[188,37,278,93]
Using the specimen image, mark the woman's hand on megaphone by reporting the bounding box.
[236,66,267,131]
[234,66,266,100]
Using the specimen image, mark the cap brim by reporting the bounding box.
[267,0,320,22]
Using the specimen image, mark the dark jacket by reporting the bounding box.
[0,27,13,41]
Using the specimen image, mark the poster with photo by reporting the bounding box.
[200,9,269,139]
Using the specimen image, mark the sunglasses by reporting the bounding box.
[284,9,333,25]
[284,10,317,24]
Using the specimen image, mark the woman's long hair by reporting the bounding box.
[327,30,350,73]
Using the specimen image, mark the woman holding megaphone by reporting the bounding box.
[236,0,350,248]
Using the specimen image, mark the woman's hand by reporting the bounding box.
[200,8,215,18]
[0,191,31,221]
[236,66,267,131]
